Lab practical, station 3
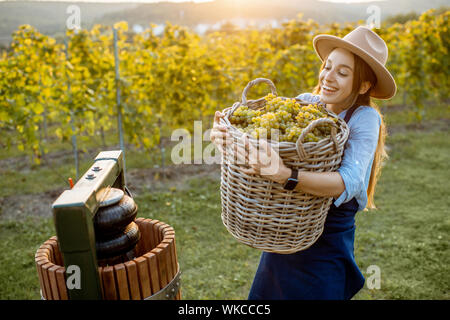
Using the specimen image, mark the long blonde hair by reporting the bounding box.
[312,52,388,210]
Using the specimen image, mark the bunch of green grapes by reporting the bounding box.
[229,93,338,143]
[229,105,262,129]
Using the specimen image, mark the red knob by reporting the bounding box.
[68,178,74,189]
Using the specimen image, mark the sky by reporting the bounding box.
[0,0,387,3]
[319,0,386,2]
[0,0,212,2]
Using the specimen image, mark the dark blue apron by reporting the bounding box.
[248,104,365,300]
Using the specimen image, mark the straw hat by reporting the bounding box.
[313,26,397,100]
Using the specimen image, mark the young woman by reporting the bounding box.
[210,26,397,299]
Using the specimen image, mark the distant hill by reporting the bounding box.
[0,1,137,44]
[0,0,448,45]
[98,0,450,25]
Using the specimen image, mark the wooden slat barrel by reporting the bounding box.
[35,218,181,300]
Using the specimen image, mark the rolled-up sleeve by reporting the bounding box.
[334,107,381,207]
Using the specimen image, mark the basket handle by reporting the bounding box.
[241,78,278,106]
[295,118,339,161]
[225,78,278,122]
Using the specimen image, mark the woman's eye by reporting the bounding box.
[324,65,347,76]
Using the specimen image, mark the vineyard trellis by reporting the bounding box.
[0,10,448,168]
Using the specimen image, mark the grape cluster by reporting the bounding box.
[229,93,338,143]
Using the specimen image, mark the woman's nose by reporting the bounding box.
[323,70,336,83]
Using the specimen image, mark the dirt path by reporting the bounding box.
[387,118,450,135]
[0,163,221,221]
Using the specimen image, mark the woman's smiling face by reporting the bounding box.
[319,48,355,106]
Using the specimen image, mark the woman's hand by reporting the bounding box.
[237,134,292,185]
[209,111,233,153]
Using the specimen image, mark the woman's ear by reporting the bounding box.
[359,81,372,95]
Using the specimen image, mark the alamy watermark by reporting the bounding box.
[366,265,381,290]
[366,5,381,29]
[64,262,382,291]
[66,264,81,290]
[171,121,283,176]
[66,5,81,31]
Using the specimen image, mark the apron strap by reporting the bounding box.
[344,104,360,124]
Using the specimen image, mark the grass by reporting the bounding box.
[135,180,261,299]
[0,218,54,299]
[381,101,450,127]
[352,130,449,299]
[0,106,449,299]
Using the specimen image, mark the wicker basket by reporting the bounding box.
[219,78,350,254]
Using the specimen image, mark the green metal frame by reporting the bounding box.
[52,150,125,300]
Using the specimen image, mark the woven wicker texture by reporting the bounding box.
[219,78,350,254]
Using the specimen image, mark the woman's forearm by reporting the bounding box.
[276,167,345,198]
[295,171,345,198]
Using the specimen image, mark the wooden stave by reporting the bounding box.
[35,218,180,300]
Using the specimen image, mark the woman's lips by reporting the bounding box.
[322,84,338,95]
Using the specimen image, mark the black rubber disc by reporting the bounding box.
[95,221,141,259]
[94,194,138,237]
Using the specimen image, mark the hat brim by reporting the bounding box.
[313,34,397,100]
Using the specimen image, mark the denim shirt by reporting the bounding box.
[295,93,381,212]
